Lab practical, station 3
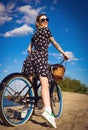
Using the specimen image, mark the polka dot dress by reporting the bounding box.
[22,27,53,81]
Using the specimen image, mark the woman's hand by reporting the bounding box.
[63,53,69,60]
[28,43,32,54]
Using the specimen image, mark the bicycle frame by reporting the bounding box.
[0,59,65,107]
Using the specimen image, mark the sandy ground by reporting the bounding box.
[0,92,88,130]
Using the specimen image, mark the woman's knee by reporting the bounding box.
[39,76,49,87]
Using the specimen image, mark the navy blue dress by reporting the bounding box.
[22,27,53,81]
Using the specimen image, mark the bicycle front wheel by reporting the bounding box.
[50,82,63,118]
[0,73,34,126]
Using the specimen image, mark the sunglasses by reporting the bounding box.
[39,18,49,23]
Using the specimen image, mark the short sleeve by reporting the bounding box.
[46,28,52,38]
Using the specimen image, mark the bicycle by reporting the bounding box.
[0,60,65,126]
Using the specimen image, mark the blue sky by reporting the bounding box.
[0,0,88,86]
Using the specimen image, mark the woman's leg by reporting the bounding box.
[40,76,57,128]
[29,75,33,82]
[39,76,52,113]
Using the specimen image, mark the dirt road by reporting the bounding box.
[0,92,88,130]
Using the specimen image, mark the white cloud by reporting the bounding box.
[3,66,11,73]
[64,27,68,32]
[49,53,62,61]
[50,6,56,11]
[0,64,2,67]
[2,24,33,37]
[0,3,45,37]
[50,0,59,11]
[0,2,15,25]
[22,0,41,4]
[13,59,18,63]
[49,51,80,63]
[3,69,8,73]
[34,0,41,4]
[64,51,79,61]
[22,49,27,55]
[16,5,44,24]
[0,2,44,25]
[70,62,75,65]
[79,68,85,71]
[53,0,58,4]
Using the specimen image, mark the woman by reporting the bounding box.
[22,14,68,128]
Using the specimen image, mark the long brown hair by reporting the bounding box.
[36,14,46,28]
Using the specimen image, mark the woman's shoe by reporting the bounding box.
[41,111,57,128]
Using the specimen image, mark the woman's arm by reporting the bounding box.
[50,37,68,60]
[27,43,32,53]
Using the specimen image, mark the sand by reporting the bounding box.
[0,92,88,130]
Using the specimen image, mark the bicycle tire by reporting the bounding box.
[50,82,63,118]
[0,73,34,126]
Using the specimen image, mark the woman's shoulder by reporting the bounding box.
[35,27,52,37]
[42,27,51,34]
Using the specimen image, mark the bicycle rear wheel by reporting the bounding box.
[0,73,34,126]
[50,82,63,118]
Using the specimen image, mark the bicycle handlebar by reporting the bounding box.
[59,58,66,65]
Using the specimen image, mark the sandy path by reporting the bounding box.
[0,92,88,130]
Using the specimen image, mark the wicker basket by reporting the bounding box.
[53,64,65,81]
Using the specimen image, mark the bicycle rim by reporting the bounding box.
[51,83,63,118]
[0,74,34,126]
